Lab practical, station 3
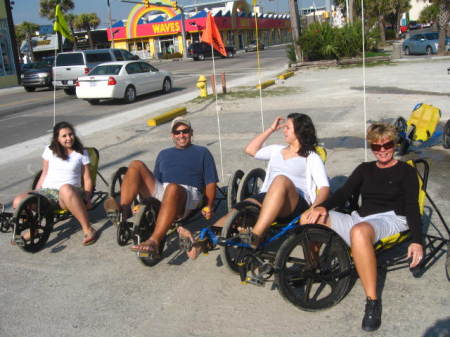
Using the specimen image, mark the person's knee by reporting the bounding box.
[13,193,27,209]
[59,184,77,199]
[272,175,293,187]
[128,160,146,171]
[350,222,374,243]
[164,183,184,196]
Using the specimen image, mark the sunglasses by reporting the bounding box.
[370,140,395,151]
[173,128,191,135]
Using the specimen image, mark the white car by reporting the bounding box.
[75,60,172,104]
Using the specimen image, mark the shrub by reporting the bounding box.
[298,22,338,61]
[286,43,297,65]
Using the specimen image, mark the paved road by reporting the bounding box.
[0,58,449,337]
[0,46,288,148]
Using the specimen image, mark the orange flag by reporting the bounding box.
[202,12,227,57]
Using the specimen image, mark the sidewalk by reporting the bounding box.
[0,59,449,337]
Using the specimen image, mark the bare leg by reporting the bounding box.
[252,176,299,239]
[12,192,32,209]
[350,222,377,300]
[120,160,156,218]
[58,184,95,239]
[133,183,186,250]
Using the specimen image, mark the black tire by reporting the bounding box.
[109,167,128,200]
[226,169,244,211]
[161,78,172,94]
[404,47,410,55]
[24,87,35,92]
[193,56,199,61]
[31,170,43,190]
[275,226,352,311]
[443,119,450,149]
[227,51,234,58]
[237,168,266,203]
[64,88,76,95]
[394,116,407,134]
[13,194,54,253]
[445,241,450,282]
[219,204,260,274]
[426,46,432,55]
[87,99,100,105]
[124,85,136,103]
[116,220,132,246]
[198,54,205,61]
[131,199,165,267]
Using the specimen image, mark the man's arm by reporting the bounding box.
[202,182,217,220]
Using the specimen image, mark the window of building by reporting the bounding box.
[0,20,15,77]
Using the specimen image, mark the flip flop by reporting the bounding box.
[83,229,97,246]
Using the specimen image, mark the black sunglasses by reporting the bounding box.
[370,140,395,151]
[173,128,191,135]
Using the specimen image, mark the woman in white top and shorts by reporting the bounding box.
[13,121,97,246]
[178,113,329,258]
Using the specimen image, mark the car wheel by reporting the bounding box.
[404,47,410,55]
[193,56,198,61]
[124,85,136,103]
[198,54,205,61]
[64,88,76,95]
[162,78,172,94]
[87,99,100,105]
[24,87,35,92]
[426,46,432,55]
[228,51,234,58]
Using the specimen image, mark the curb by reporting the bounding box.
[256,79,275,89]
[278,71,294,80]
[147,106,187,127]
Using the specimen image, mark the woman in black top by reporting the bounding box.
[303,123,424,332]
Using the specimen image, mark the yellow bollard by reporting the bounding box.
[196,75,208,98]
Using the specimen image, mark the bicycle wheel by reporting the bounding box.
[220,203,260,274]
[394,117,407,134]
[275,225,352,311]
[131,199,165,267]
[226,169,244,211]
[443,119,450,149]
[109,167,128,199]
[445,241,450,282]
[13,194,54,253]
[237,168,266,203]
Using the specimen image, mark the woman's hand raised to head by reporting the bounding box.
[270,116,285,132]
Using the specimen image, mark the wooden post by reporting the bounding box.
[210,74,216,95]
[221,72,226,94]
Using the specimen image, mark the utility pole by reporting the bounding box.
[288,0,302,63]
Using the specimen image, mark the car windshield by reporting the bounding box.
[88,65,122,75]
[425,33,438,40]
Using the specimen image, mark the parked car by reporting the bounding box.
[187,42,236,61]
[245,40,265,52]
[20,60,53,92]
[75,60,172,104]
[403,32,450,55]
[53,48,139,95]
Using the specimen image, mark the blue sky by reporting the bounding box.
[11,0,292,27]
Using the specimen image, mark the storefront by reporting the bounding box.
[107,0,291,59]
[0,0,19,88]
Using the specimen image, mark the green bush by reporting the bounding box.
[161,52,182,59]
[286,43,297,65]
[296,20,380,61]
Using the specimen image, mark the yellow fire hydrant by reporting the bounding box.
[196,75,208,98]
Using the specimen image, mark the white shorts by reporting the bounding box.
[328,210,409,246]
[153,181,203,219]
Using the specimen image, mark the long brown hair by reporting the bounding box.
[287,113,318,157]
[49,121,84,160]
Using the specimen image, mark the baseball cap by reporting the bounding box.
[171,117,191,131]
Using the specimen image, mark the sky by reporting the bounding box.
[11,0,296,28]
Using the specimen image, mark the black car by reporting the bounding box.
[188,42,236,61]
[20,59,54,92]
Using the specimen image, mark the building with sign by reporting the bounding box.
[0,0,19,88]
[107,0,291,59]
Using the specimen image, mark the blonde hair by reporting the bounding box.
[366,123,397,143]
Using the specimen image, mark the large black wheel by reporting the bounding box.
[220,203,260,274]
[24,87,35,92]
[226,169,244,211]
[64,88,76,95]
[274,225,352,311]
[426,46,432,55]
[161,78,172,94]
[394,116,407,134]
[124,85,136,103]
[109,167,128,200]
[116,221,133,246]
[198,54,205,61]
[237,168,266,203]
[131,199,165,267]
[443,119,450,149]
[13,194,54,253]
[31,170,43,189]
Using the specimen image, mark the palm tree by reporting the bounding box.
[436,0,449,55]
[74,13,101,49]
[39,0,74,20]
[15,22,40,62]
[65,13,78,50]
[391,0,411,38]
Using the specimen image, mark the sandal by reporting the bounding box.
[104,197,120,225]
[83,228,97,246]
[177,226,204,260]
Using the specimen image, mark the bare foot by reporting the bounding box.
[177,226,203,260]
[131,239,160,258]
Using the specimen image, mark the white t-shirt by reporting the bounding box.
[255,145,329,204]
[41,146,90,190]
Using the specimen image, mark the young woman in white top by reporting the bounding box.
[178,113,330,258]
[13,121,97,246]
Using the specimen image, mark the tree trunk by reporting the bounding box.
[70,26,78,50]
[395,11,401,39]
[378,15,386,46]
[289,0,302,63]
[348,0,354,23]
[26,31,34,62]
[437,0,449,55]
[88,28,94,49]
